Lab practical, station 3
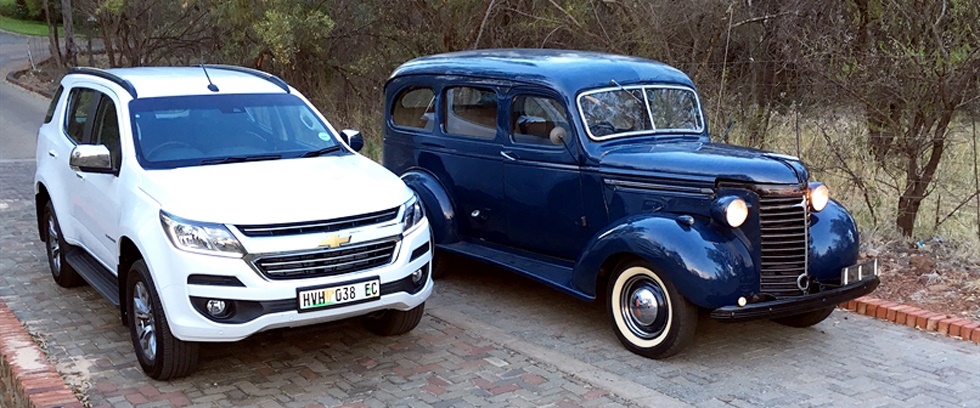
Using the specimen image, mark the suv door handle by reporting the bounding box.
[75,172,85,180]
[48,150,57,158]
[500,151,518,161]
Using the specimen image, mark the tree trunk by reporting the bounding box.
[42,0,63,66]
[60,0,76,67]
[895,108,954,237]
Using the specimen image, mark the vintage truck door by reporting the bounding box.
[501,91,589,260]
[430,84,509,244]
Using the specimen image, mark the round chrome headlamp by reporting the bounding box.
[808,182,830,212]
[711,196,749,228]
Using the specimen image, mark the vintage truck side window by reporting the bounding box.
[392,87,435,131]
[511,95,568,146]
[444,87,497,139]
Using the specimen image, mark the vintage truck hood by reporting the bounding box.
[599,141,808,184]
[139,155,412,225]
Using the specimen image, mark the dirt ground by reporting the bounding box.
[13,59,980,323]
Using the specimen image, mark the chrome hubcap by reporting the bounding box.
[133,282,157,362]
[620,276,668,339]
[47,217,61,273]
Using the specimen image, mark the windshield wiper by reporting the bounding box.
[200,154,282,165]
[302,145,342,158]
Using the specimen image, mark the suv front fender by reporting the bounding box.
[401,168,459,245]
[572,214,754,309]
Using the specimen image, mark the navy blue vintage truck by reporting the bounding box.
[381,49,878,358]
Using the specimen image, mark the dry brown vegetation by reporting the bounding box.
[19,0,980,317]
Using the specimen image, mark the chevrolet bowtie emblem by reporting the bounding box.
[319,235,351,249]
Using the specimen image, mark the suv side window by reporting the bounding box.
[44,86,64,124]
[392,87,435,131]
[65,88,99,143]
[444,87,497,139]
[511,95,568,146]
[91,95,121,170]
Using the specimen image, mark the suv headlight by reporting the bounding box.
[402,194,425,234]
[160,211,245,258]
[808,182,830,212]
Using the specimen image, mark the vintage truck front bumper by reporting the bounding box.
[710,261,879,322]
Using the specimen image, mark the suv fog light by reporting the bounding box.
[206,299,227,317]
[411,268,424,284]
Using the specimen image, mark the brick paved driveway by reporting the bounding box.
[2,160,979,408]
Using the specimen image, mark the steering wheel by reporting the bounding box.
[146,141,194,159]
[591,121,617,137]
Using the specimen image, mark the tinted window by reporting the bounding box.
[444,87,497,139]
[129,93,342,169]
[65,88,99,143]
[392,87,435,130]
[44,86,64,124]
[511,95,569,146]
[92,96,121,169]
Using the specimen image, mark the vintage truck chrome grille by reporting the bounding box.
[252,239,398,280]
[758,191,809,297]
[236,207,400,237]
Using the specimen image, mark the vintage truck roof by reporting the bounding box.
[388,49,696,94]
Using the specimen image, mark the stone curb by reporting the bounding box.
[839,296,980,343]
[5,68,56,98]
[0,298,83,408]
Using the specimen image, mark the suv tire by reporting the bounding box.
[364,303,425,336]
[43,202,84,287]
[127,260,199,380]
[607,260,697,359]
[771,306,835,328]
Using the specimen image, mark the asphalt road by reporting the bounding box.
[0,31,50,160]
[0,37,978,407]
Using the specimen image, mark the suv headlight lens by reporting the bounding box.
[711,196,749,228]
[160,211,245,258]
[402,194,424,233]
[809,182,830,212]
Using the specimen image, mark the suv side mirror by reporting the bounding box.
[340,129,364,152]
[69,145,113,173]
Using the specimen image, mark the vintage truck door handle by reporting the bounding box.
[500,150,517,161]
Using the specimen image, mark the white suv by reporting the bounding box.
[34,66,433,379]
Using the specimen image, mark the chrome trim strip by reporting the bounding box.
[604,179,713,195]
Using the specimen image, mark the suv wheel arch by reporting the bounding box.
[118,237,142,326]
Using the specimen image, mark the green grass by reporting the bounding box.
[0,15,58,37]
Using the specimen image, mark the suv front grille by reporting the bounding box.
[758,191,809,297]
[236,207,400,237]
[251,239,398,280]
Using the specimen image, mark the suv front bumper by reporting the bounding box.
[147,219,433,342]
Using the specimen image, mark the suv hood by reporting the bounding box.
[599,141,808,184]
[139,155,412,225]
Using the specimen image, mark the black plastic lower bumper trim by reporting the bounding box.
[710,277,879,322]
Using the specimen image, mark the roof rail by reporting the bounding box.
[202,65,290,93]
[68,67,138,98]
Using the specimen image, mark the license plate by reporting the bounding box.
[297,278,380,312]
[842,259,878,285]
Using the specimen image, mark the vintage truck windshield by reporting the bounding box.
[577,85,704,140]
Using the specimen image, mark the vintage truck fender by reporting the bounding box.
[400,168,459,245]
[808,199,860,281]
[571,214,754,309]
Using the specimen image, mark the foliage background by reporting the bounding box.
[5,0,980,245]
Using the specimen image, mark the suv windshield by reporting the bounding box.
[130,93,342,169]
[578,85,704,140]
